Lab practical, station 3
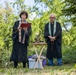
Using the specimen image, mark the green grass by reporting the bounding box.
[0,63,76,75]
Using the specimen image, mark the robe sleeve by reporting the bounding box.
[44,23,50,38]
[54,22,62,38]
[12,21,18,40]
[25,25,32,45]
[26,26,32,37]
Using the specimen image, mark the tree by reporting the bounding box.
[0,1,16,64]
[63,0,76,26]
[62,0,76,63]
[30,0,65,42]
[12,0,29,15]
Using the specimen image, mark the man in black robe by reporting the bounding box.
[44,14,62,66]
[10,11,32,68]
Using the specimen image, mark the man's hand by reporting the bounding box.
[48,36,56,42]
[48,36,52,39]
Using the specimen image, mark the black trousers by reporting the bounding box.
[14,62,26,68]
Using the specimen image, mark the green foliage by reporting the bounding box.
[62,26,76,63]
[63,0,76,26]
[62,32,73,45]
[74,64,76,68]
[0,3,17,66]
[31,0,65,42]
[62,46,76,63]
[13,0,26,11]
[63,0,76,15]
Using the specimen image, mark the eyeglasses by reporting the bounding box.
[50,17,55,18]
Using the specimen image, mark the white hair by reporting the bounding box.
[50,14,56,18]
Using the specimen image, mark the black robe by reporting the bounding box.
[10,20,32,62]
[44,22,62,60]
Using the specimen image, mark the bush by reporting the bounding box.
[62,45,76,64]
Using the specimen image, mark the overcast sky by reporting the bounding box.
[0,0,34,7]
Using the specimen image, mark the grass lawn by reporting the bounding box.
[0,63,76,75]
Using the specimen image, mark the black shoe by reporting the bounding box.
[23,62,26,68]
[14,66,17,68]
[14,62,18,68]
